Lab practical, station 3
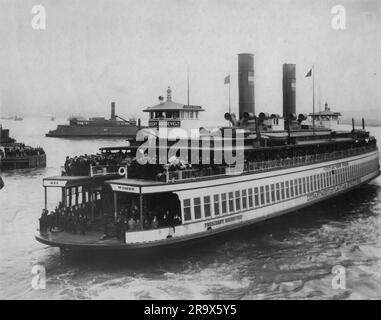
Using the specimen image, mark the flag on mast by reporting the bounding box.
[305,69,312,77]
[224,75,230,84]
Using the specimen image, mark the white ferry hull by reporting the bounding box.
[120,150,380,248]
[36,150,380,250]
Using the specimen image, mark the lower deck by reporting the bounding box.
[35,149,380,250]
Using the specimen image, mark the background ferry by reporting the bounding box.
[46,102,141,138]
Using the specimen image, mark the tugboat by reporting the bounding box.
[46,102,141,138]
[35,53,380,255]
[0,125,46,170]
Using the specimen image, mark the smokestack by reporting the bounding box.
[282,64,296,118]
[238,53,255,119]
[111,102,116,120]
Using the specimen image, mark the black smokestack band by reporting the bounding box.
[282,64,296,118]
[238,53,255,119]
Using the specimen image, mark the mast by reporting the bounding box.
[312,64,315,134]
[228,73,231,114]
[187,65,190,106]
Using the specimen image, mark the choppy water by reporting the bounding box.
[0,117,380,300]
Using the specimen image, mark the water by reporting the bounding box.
[0,117,380,300]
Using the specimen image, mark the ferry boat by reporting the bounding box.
[46,102,141,138]
[0,125,46,170]
[35,54,380,255]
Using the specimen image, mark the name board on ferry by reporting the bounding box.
[204,214,243,229]
[43,180,67,187]
[149,120,181,128]
[111,184,139,193]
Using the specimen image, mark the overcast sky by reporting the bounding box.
[0,0,380,123]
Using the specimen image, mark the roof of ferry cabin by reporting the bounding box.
[143,86,204,112]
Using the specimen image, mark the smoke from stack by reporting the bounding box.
[111,102,116,120]
[282,64,296,118]
[238,53,255,119]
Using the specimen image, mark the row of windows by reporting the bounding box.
[182,160,378,222]
[150,110,199,120]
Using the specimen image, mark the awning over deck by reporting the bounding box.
[105,178,164,194]
[43,175,119,188]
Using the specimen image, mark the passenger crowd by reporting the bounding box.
[39,202,90,235]
[0,144,45,158]
[113,203,182,240]
[63,150,129,176]
[39,201,182,241]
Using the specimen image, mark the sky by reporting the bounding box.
[0,0,380,123]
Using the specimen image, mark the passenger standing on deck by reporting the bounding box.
[128,216,136,231]
[151,216,158,229]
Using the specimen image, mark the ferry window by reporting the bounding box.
[228,192,234,212]
[204,196,211,217]
[310,176,314,191]
[190,111,194,119]
[302,178,306,194]
[313,175,317,190]
[317,175,321,190]
[248,188,253,208]
[254,187,259,206]
[235,191,241,211]
[242,189,247,209]
[180,111,184,119]
[280,182,285,200]
[195,112,199,119]
[298,178,302,194]
[183,199,192,221]
[306,177,310,192]
[276,183,280,201]
[285,181,289,198]
[265,185,270,204]
[271,184,275,202]
[260,186,265,205]
[194,197,202,219]
[221,193,227,214]
[214,194,220,215]
[290,180,294,197]
[294,179,298,196]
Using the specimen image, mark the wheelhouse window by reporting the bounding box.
[183,199,192,221]
[194,197,202,219]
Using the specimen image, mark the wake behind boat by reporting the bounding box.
[35,53,380,256]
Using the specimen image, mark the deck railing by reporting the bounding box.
[165,145,377,183]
